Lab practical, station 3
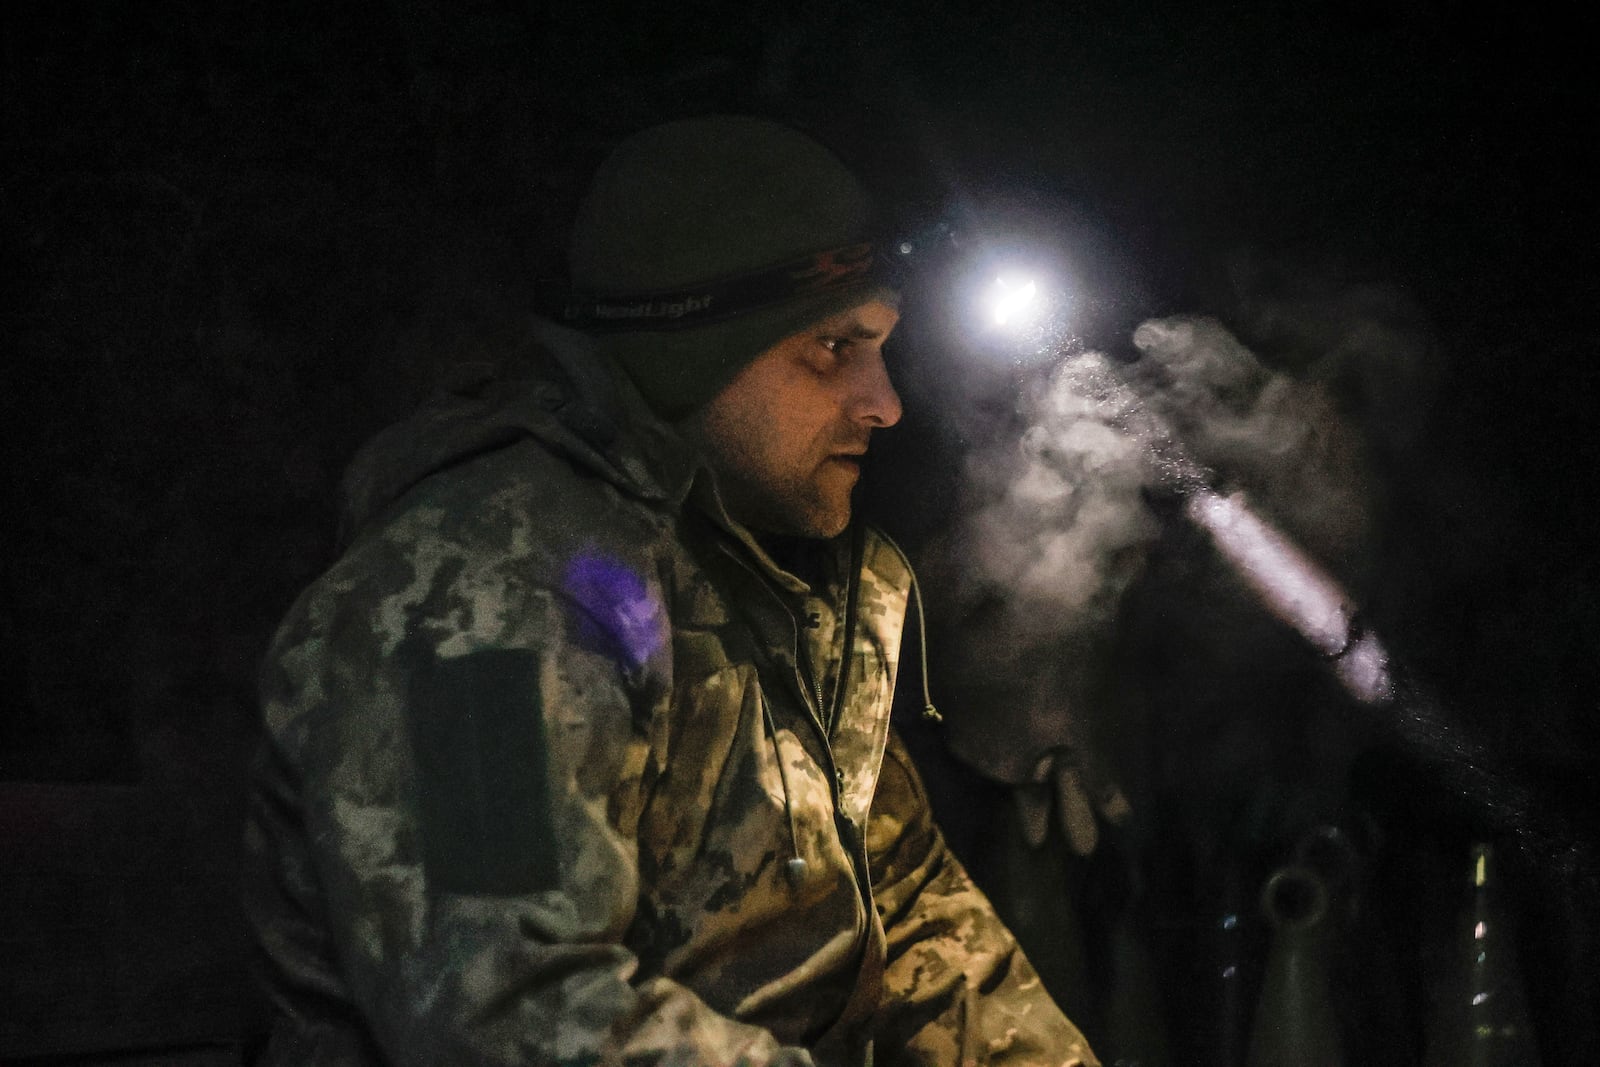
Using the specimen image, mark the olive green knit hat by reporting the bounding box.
[565,116,892,419]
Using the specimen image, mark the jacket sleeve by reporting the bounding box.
[864,729,1100,1067]
[249,546,814,1067]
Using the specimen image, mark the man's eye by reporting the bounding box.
[820,337,850,354]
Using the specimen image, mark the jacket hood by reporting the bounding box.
[336,318,701,545]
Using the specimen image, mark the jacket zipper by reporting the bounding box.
[719,530,869,860]
[826,524,866,737]
[719,531,880,1038]
[783,530,872,885]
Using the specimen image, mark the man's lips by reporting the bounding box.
[823,452,864,477]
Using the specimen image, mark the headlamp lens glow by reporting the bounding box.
[988,276,1041,328]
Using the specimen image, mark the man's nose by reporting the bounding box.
[850,348,903,429]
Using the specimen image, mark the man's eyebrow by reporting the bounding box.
[820,318,887,340]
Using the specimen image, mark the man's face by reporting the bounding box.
[689,299,902,539]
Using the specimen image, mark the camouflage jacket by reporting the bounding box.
[244,321,1098,1066]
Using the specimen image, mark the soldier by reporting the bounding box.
[244,115,1099,1066]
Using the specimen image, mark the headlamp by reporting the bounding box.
[986,275,1043,329]
[884,207,1072,366]
[560,205,1068,368]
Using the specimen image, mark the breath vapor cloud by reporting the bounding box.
[932,312,1388,786]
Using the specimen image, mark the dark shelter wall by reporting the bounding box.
[3,0,1596,1063]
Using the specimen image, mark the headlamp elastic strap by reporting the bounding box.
[564,242,883,332]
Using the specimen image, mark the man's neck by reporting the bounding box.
[756,532,832,591]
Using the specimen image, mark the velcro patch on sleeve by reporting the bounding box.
[406,647,559,895]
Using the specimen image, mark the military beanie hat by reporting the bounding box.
[565,115,893,419]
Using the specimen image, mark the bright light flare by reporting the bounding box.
[986,275,1042,329]
[1184,488,1395,705]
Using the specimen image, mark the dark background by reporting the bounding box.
[3,1,1596,1064]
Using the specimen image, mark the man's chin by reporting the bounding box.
[766,497,852,541]
[731,479,854,541]
[806,513,851,540]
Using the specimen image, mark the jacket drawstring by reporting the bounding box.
[876,530,942,723]
[763,692,810,888]
[766,529,940,893]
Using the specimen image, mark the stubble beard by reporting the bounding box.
[719,460,853,540]
[696,429,857,540]
[689,398,865,539]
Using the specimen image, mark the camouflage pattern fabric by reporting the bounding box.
[243,321,1098,1066]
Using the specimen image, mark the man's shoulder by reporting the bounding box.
[355,438,672,579]
[284,438,666,623]
[264,436,686,690]
[413,434,651,526]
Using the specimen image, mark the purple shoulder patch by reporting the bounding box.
[562,551,665,669]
